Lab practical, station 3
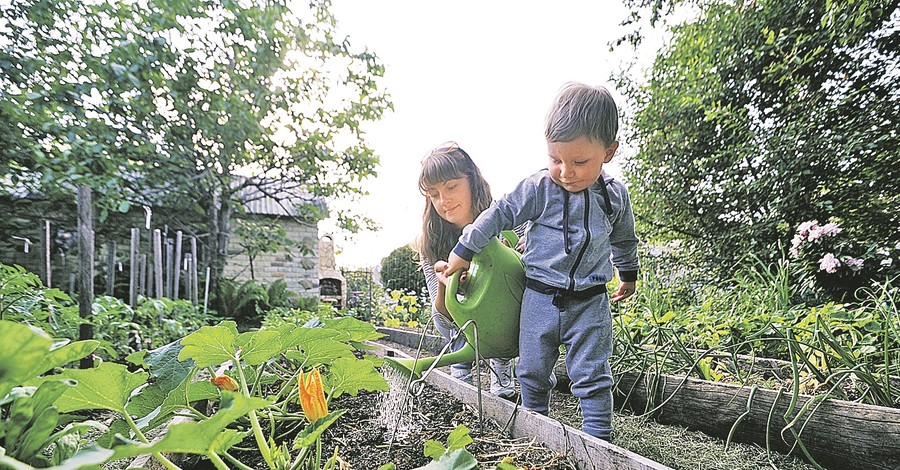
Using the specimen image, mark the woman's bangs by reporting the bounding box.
[419,154,466,193]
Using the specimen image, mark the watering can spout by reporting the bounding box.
[383,232,525,380]
[384,344,475,379]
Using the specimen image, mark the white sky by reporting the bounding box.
[323,1,668,269]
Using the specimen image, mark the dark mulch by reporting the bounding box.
[215,377,575,470]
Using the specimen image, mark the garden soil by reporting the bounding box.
[215,381,576,470]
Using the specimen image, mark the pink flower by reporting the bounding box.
[797,220,818,235]
[819,253,841,273]
[790,234,804,257]
[819,222,842,237]
[843,257,864,272]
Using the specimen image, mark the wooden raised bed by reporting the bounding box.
[614,371,900,470]
[371,340,670,470]
[377,327,900,470]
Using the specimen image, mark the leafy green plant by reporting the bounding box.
[234,219,303,281]
[614,250,900,407]
[0,309,391,469]
[0,321,111,468]
[380,245,427,295]
[264,279,305,309]
[397,425,518,470]
[0,263,81,338]
[213,278,269,328]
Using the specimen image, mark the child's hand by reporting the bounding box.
[611,281,636,303]
[442,252,471,278]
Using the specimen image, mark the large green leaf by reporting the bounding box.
[322,317,386,342]
[0,321,53,399]
[415,449,478,470]
[326,357,388,399]
[279,325,343,351]
[209,429,250,454]
[130,377,218,432]
[178,321,239,368]
[105,391,270,459]
[142,340,193,394]
[284,338,354,368]
[236,330,282,365]
[37,340,101,376]
[28,362,148,413]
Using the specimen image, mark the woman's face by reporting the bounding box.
[425,176,475,228]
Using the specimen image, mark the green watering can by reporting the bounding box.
[385,232,525,379]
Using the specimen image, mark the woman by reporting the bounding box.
[418,142,517,399]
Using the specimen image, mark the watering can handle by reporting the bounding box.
[446,268,463,311]
[445,230,520,309]
[500,230,519,249]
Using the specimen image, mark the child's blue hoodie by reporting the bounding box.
[453,169,640,291]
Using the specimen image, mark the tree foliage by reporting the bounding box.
[1,0,391,286]
[380,244,426,296]
[616,0,900,280]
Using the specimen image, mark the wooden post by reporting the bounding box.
[153,229,163,298]
[173,231,183,299]
[191,237,199,306]
[41,220,51,288]
[183,253,193,303]
[129,229,139,307]
[77,185,94,369]
[139,253,147,298]
[165,238,174,298]
[106,241,116,296]
[203,266,211,314]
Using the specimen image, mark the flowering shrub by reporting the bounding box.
[378,289,426,329]
[790,220,899,299]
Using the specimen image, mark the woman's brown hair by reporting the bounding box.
[418,142,492,264]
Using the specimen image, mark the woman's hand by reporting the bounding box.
[434,259,468,286]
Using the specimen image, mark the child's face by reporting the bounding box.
[425,177,475,228]
[547,136,618,193]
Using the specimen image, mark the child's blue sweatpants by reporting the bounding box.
[516,288,614,440]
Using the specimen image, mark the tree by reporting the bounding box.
[614,0,900,283]
[380,244,426,296]
[1,0,392,290]
[234,218,301,280]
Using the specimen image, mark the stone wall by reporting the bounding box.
[222,216,320,299]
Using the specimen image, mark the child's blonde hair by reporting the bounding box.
[418,142,492,264]
[545,82,619,146]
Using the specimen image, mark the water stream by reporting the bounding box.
[376,367,418,441]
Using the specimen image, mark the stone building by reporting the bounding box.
[222,183,326,301]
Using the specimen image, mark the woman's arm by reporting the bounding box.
[422,260,451,318]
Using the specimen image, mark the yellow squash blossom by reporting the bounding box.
[210,375,240,392]
[298,369,327,422]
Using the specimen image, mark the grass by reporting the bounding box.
[546,392,816,470]
[613,413,817,470]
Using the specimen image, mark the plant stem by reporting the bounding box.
[122,411,181,470]
[235,358,275,469]
[224,452,258,470]
[207,452,231,470]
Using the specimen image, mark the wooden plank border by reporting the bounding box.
[615,371,900,470]
[372,341,671,470]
